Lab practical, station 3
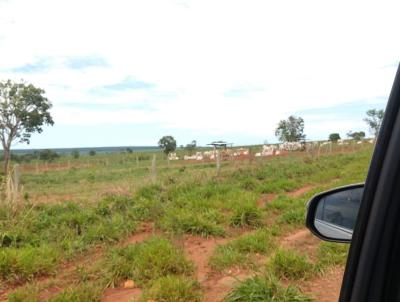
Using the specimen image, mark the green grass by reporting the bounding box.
[48,283,103,302]
[210,230,275,271]
[159,207,226,237]
[317,242,349,268]
[141,275,201,302]
[0,244,60,282]
[225,274,311,302]
[7,284,41,302]
[105,236,193,287]
[230,202,263,228]
[2,146,373,300]
[268,249,315,280]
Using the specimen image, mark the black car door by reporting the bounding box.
[339,63,400,301]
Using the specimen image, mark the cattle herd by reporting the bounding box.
[167,139,375,162]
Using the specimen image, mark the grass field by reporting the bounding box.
[0,144,373,301]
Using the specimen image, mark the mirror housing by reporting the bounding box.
[306,183,364,243]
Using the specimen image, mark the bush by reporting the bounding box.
[39,149,59,161]
[71,150,80,159]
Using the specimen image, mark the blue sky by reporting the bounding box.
[0,0,399,149]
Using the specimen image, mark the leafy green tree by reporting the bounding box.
[158,136,177,155]
[89,150,96,156]
[39,149,59,161]
[185,140,197,155]
[71,150,80,159]
[329,133,341,142]
[0,80,54,173]
[347,131,365,141]
[364,109,385,138]
[126,147,133,153]
[275,115,305,142]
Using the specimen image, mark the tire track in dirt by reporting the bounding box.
[280,228,321,261]
[101,222,156,302]
[0,223,156,302]
[185,185,318,302]
[301,267,344,302]
[182,234,253,302]
[279,228,344,301]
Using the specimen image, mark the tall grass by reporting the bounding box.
[225,274,311,302]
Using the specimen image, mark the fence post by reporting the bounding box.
[136,156,139,167]
[216,151,221,175]
[36,161,39,174]
[151,154,157,183]
[317,142,321,158]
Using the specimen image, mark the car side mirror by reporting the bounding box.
[306,183,364,243]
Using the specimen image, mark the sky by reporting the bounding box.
[0,0,399,149]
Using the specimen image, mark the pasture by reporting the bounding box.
[0,143,373,301]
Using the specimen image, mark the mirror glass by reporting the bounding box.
[314,187,363,240]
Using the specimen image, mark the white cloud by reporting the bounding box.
[0,0,399,144]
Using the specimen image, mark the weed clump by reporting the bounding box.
[106,236,193,286]
[48,283,103,302]
[317,242,349,268]
[210,230,275,271]
[159,208,225,237]
[0,245,60,282]
[141,275,201,302]
[230,202,262,228]
[225,273,311,302]
[269,249,315,280]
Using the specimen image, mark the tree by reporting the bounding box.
[347,131,365,141]
[0,80,54,174]
[329,133,341,142]
[185,140,197,154]
[39,149,59,161]
[275,115,305,142]
[71,150,80,159]
[89,150,96,156]
[158,136,177,155]
[364,109,384,138]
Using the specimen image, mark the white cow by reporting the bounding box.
[168,152,179,160]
